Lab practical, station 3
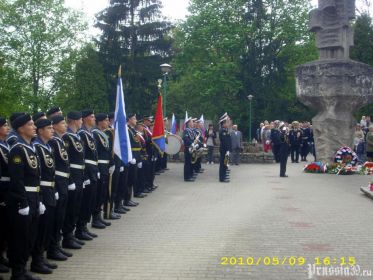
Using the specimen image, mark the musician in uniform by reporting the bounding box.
[127,113,146,200]
[47,115,72,261]
[279,122,290,177]
[0,117,10,274]
[219,113,231,183]
[31,119,57,274]
[289,121,302,163]
[142,116,157,192]
[7,113,41,280]
[194,119,205,174]
[183,118,195,182]
[92,113,119,220]
[62,111,85,250]
[134,122,148,196]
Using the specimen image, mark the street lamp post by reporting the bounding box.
[247,95,254,143]
[160,63,172,117]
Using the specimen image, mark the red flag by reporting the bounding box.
[152,94,165,153]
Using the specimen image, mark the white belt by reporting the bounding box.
[0,177,10,182]
[70,164,84,170]
[40,181,55,187]
[98,160,110,164]
[55,171,70,178]
[25,186,40,192]
[85,160,98,166]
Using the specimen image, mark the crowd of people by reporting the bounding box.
[256,120,316,163]
[0,108,167,280]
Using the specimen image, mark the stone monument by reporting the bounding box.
[296,0,373,163]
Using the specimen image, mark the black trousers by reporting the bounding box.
[116,166,128,206]
[184,150,192,180]
[161,153,168,169]
[48,192,67,252]
[301,143,309,159]
[135,165,145,195]
[219,151,228,181]
[77,180,97,230]
[125,164,137,203]
[272,144,281,163]
[7,203,39,277]
[0,204,8,257]
[32,205,55,263]
[62,180,83,239]
[143,159,152,189]
[95,174,109,216]
[207,146,214,163]
[290,145,300,162]
[280,152,288,176]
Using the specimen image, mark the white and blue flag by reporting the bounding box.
[114,69,132,164]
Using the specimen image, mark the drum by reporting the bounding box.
[165,134,183,155]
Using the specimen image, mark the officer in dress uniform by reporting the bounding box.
[279,122,290,177]
[7,113,42,280]
[0,117,10,274]
[271,120,281,163]
[219,113,231,183]
[62,111,85,250]
[127,114,145,200]
[31,119,57,274]
[78,109,110,237]
[183,117,195,182]
[47,115,72,261]
[92,113,119,221]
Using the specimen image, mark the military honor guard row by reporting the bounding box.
[0,108,165,280]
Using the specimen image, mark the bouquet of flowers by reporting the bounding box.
[360,162,373,175]
[303,162,327,173]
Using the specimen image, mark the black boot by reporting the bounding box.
[43,259,57,270]
[97,212,111,227]
[91,214,106,229]
[30,261,53,274]
[84,226,98,238]
[62,237,82,250]
[47,249,68,261]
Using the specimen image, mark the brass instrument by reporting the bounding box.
[189,131,207,164]
[224,152,230,167]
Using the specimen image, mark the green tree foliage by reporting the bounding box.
[0,0,87,112]
[351,13,373,118]
[96,0,173,115]
[55,45,109,113]
[170,0,317,138]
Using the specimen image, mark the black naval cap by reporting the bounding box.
[82,109,94,118]
[50,115,65,125]
[0,117,6,127]
[46,106,61,117]
[108,112,115,120]
[67,111,82,120]
[12,114,32,130]
[32,111,46,122]
[127,113,136,120]
[35,118,52,130]
[96,113,108,122]
[10,112,25,123]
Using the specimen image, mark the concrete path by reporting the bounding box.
[2,162,373,280]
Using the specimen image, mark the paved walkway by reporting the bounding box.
[2,162,373,280]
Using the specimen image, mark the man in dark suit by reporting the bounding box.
[230,125,242,165]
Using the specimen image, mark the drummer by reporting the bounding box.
[165,132,182,156]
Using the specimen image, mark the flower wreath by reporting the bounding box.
[334,146,358,166]
[304,162,327,173]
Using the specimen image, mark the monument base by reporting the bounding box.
[296,59,373,163]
